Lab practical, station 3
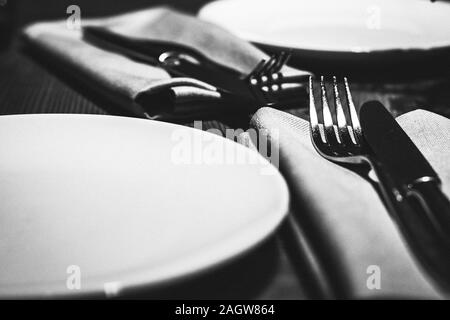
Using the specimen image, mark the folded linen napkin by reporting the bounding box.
[22,7,309,121]
[239,107,450,299]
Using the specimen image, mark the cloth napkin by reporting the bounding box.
[239,107,450,299]
[22,7,308,121]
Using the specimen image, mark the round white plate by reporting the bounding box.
[0,114,288,298]
[200,0,450,73]
[199,0,450,53]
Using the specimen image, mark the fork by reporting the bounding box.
[247,52,308,108]
[84,25,309,110]
[309,75,450,291]
[145,48,308,110]
[157,50,308,109]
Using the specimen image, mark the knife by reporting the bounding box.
[360,101,450,290]
[360,101,450,243]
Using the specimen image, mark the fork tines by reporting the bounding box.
[247,51,307,106]
[250,51,291,78]
[309,76,362,146]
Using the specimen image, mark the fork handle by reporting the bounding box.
[370,159,450,291]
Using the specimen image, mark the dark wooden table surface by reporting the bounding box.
[1,0,449,299]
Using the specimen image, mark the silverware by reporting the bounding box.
[158,50,307,108]
[360,101,450,244]
[83,26,308,111]
[309,76,367,166]
[309,76,450,291]
[246,51,307,107]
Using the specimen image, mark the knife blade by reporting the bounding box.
[360,101,450,244]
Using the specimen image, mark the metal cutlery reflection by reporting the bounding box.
[246,52,307,108]
[309,76,364,164]
[309,76,450,291]
[360,101,450,245]
[83,26,308,111]
[158,50,307,109]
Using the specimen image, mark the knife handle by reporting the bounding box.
[407,181,450,246]
[370,159,450,292]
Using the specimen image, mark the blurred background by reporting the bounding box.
[0,0,215,49]
[4,0,211,26]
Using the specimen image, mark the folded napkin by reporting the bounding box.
[240,107,450,299]
[22,7,308,121]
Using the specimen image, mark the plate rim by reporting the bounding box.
[199,0,450,54]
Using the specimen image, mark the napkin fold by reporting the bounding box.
[22,7,308,121]
[240,107,450,299]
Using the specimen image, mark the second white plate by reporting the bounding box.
[200,0,450,73]
[199,0,450,53]
[0,114,288,298]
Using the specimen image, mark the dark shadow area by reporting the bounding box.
[120,236,281,299]
[13,0,214,27]
[259,43,450,81]
[277,216,336,300]
[281,185,354,299]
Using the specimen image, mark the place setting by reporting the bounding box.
[0,0,449,302]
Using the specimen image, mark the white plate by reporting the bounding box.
[0,114,288,298]
[199,0,450,53]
